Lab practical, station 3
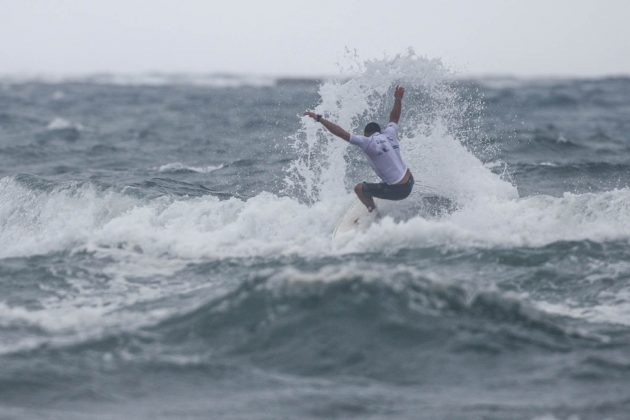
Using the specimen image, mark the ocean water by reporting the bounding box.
[1,55,630,420]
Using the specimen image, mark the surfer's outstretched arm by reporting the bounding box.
[389,85,404,124]
[303,111,351,141]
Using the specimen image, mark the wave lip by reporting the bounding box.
[45,117,84,131]
[155,162,224,174]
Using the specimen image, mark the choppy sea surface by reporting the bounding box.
[1,55,630,420]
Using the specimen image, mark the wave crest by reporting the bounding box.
[150,267,577,381]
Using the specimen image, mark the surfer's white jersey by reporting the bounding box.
[349,122,408,184]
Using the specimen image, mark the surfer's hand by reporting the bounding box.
[394,85,404,99]
[303,111,317,120]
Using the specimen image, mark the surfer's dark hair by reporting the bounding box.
[364,122,381,137]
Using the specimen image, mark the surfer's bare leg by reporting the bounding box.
[354,183,376,212]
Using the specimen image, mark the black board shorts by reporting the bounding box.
[362,174,414,201]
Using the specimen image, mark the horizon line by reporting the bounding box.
[2,71,630,84]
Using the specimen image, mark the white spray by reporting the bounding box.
[284,50,517,206]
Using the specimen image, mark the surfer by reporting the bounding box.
[304,85,413,212]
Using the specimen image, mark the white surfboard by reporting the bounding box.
[331,193,456,240]
[332,200,380,239]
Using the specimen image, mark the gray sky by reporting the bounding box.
[2,0,630,77]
